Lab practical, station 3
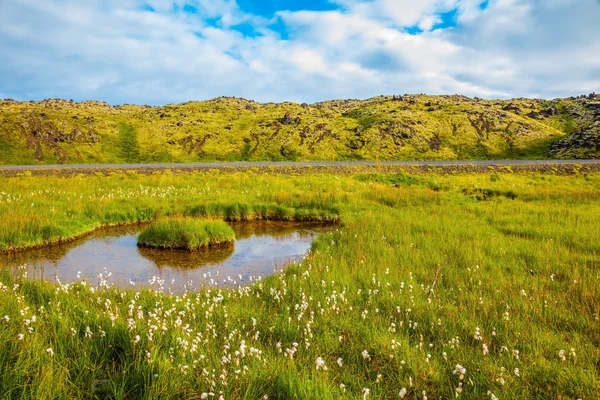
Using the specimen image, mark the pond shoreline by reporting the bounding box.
[0,216,341,254]
[1,221,338,291]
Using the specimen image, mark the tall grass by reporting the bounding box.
[0,170,599,398]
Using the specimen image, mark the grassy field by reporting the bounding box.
[137,218,235,251]
[1,94,599,165]
[0,169,599,399]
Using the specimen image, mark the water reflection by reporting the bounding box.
[137,244,235,269]
[0,221,336,292]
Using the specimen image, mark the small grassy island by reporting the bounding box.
[137,218,235,251]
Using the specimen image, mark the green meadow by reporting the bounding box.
[0,169,598,399]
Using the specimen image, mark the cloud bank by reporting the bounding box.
[0,0,599,104]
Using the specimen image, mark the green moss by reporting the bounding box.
[137,218,234,251]
[117,123,142,163]
[1,95,595,165]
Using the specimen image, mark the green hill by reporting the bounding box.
[0,93,598,165]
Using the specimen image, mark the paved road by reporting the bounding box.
[0,160,599,170]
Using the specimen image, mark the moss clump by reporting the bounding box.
[137,218,234,251]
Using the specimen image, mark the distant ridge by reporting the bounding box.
[0,93,598,165]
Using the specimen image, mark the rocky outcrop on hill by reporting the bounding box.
[549,123,600,159]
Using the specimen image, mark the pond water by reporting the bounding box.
[1,221,336,292]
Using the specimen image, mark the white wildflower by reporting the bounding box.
[453,364,466,380]
[315,357,327,370]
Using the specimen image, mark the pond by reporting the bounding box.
[0,221,337,292]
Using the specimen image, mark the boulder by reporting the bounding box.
[281,112,300,125]
[540,106,559,117]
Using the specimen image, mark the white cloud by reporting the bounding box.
[0,0,598,104]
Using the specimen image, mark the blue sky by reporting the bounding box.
[0,0,599,104]
[236,0,340,16]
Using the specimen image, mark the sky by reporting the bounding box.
[0,0,599,105]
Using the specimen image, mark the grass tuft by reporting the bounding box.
[137,218,234,251]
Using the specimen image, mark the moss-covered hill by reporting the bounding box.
[0,93,598,164]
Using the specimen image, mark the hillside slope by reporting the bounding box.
[0,93,598,164]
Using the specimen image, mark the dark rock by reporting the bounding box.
[428,133,441,151]
[281,112,298,125]
[502,104,522,114]
[540,106,559,117]
[301,103,309,109]
[427,107,435,112]
[346,139,363,150]
[527,111,540,119]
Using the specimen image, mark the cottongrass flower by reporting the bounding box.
[559,349,566,361]
[487,391,499,400]
[569,348,576,358]
[2,315,9,324]
[453,364,467,378]
[315,357,327,370]
[339,383,346,393]
[399,388,407,398]
[337,357,343,367]
[362,350,371,360]
[133,335,141,344]
[17,334,24,341]
[362,388,370,399]
[46,348,54,356]
[514,368,520,377]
